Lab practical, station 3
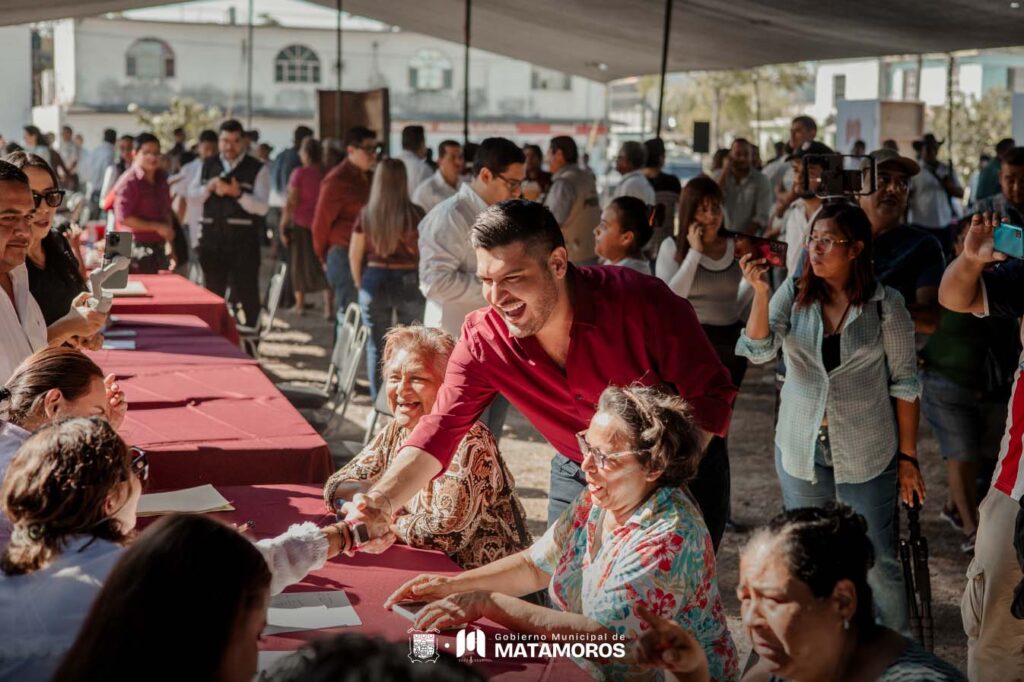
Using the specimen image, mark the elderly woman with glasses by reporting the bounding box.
[385,385,738,682]
[736,202,924,635]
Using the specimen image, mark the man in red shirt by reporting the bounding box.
[345,199,737,549]
[112,133,174,273]
[312,126,377,315]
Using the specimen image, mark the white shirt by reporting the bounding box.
[412,170,459,213]
[781,199,822,273]
[187,155,271,217]
[0,265,47,384]
[417,183,489,337]
[86,142,115,193]
[909,161,961,229]
[602,257,651,275]
[170,157,205,248]
[398,150,433,197]
[613,170,656,205]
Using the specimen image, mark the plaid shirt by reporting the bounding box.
[737,278,920,484]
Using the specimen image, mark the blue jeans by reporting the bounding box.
[326,246,357,314]
[358,268,425,399]
[775,434,909,634]
[548,453,588,527]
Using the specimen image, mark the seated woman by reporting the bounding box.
[636,503,965,682]
[323,325,531,569]
[385,385,738,681]
[0,417,362,680]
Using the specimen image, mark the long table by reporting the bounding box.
[209,484,588,681]
[89,315,332,490]
[110,274,240,345]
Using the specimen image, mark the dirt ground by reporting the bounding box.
[256,279,970,673]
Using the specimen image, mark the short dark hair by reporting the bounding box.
[523,143,542,158]
[219,119,244,135]
[792,115,818,133]
[61,125,73,134]
[198,129,218,144]
[473,137,525,179]
[437,139,460,159]
[172,127,184,136]
[1003,146,1024,168]
[0,159,29,186]
[796,202,877,308]
[643,138,666,168]
[294,125,314,147]
[23,125,41,141]
[996,137,1016,156]
[103,128,117,144]
[243,129,260,142]
[731,137,751,150]
[134,132,160,152]
[343,126,376,149]
[470,199,565,258]
[118,134,134,144]
[619,141,646,170]
[549,136,578,164]
[401,125,426,152]
[609,196,655,257]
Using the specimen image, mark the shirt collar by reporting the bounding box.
[457,182,488,212]
[0,420,30,443]
[607,486,677,531]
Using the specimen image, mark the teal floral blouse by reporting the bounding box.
[530,486,739,681]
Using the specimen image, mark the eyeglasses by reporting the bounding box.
[495,173,525,192]
[130,446,149,483]
[876,173,910,192]
[31,189,65,209]
[575,431,646,470]
[806,234,852,254]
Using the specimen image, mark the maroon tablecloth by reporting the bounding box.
[205,485,581,681]
[88,316,331,490]
[110,274,240,344]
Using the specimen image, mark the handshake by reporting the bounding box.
[333,489,399,555]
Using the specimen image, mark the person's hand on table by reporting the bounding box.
[385,573,457,609]
[635,605,709,682]
[103,373,128,429]
[413,591,492,632]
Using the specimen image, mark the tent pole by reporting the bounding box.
[335,0,343,140]
[947,53,954,170]
[246,0,254,128]
[655,0,673,139]
[463,0,472,145]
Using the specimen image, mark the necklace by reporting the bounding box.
[824,300,852,337]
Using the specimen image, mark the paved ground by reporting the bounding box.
[256,285,970,673]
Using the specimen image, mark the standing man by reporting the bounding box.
[57,126,81,190]
[190,119,270,325]
[773,115,818,221]
[412,140,463,213]
[973,146,1024,226]
[311,126,377,315]
[909,133,963,251]
[939,213,1024,682]
[346,200,736,548]
[397,125,432,196]
[544,136,601,265]
[642,138,681,261]
[113,133,175,274]
[86,128,116,204]
[170,129,217,259]
[270,125,314,308]
[613,141,656,205]
[973,138,1016,205]
[716,137,773,235]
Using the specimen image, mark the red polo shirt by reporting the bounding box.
[403,265,737,468]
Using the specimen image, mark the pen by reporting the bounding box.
[237,520,255,534]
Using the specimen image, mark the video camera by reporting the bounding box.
[799,154,877,202]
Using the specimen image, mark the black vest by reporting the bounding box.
[200,154,263,230]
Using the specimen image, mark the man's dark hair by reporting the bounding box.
[853,139,866,149]
[198,129,218,145]
[0,159,29,186]
[118,134,134,144]
[774,141,786,155]
[643,138,666,168]
[1003,147,1024,168]
[23,125,41,140]
[524,143,542,158]
[219,119,244,135]
[172,127,184,136]
[243,129,260,142]
[62,125,73,134]
[996,138,1016,156]
[294,125,314,147]
[473,137,525,179]
[471,199,565,258]
[134,133,160,152]
[401,125,426,152]
[619,141,646,170]
[3,142,23,156]
[731,137,751,149]
[792,115,817,133]
[343,126,376,149]
[103,129,117,145]
[549,136,578,164]
[437,139,460,159]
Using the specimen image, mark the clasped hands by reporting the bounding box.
[339,490,399,554]
[206,176,242,198]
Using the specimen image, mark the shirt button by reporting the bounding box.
[575,394,583,401]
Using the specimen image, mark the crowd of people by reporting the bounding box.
[0,111,1021,681]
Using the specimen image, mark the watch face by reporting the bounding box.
[351,523,370,545]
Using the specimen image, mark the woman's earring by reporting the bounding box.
[843,619,850,631]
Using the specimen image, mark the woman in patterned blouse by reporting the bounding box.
[323,325,531,570]
[385,385,738,682]
[637,504,964,682]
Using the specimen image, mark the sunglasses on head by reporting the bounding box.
[32,189,65,209]
[130,446,149,483]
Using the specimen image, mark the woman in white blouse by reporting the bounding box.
[655,175,752,547]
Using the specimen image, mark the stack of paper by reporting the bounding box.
[101,339,136,350]
[264,591,362,635]
[111,280,150,296]
[137,484,235,517]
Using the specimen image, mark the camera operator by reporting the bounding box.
[189,119,270,326]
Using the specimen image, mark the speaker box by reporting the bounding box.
[692,121,710,154]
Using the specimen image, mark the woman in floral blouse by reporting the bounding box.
[386,385,739,682]
[323,325,531,570]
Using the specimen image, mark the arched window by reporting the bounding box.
[409,49,453,91]
[126,38,175,79]
[275,45,321,83]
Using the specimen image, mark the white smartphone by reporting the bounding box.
[392,601,428,622]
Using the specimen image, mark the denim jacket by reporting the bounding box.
[736,278,920,484]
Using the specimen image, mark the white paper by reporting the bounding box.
[263,590,361,635]
[111,280,150,296]
[101,339,136,350]
[137,484,235,516]
[103,329,137,339]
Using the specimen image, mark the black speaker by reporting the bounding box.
[693,121,710,154]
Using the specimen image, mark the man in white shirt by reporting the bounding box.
[397,125,433,197]
[772,115,818,224]
[909,133,963,244]
[86,129,117,202]
[612,141,656,206]
[716,137,773,235]
[170,129,217,252]
[412,140,463,213]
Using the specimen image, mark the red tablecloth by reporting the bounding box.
[206,485,583,681]
[110,274,240,345]
[88,316,331,490]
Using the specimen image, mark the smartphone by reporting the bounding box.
[994,223,1024,259]
[731,232,788,269]
[392,601,428,622]
[103,231,133,289]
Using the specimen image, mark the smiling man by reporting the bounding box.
[347,199,737,549]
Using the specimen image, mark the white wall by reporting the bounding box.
[812,60,879,124]
[0,25,34,144]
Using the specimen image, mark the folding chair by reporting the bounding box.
[899,497,934,651]
[238,262,287,357]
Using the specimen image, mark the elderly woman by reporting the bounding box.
[637,504,964,682]
[323,325,530,569]
[385,385,738,682]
